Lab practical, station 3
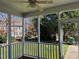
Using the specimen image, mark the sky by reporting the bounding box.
[0,12,32,24]
[0,12,7,20]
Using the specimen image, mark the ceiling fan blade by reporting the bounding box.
[10,1,29,3]
[36,1,53,4]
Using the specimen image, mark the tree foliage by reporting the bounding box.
[40,14,58,42]
[61,10,79,41]
[31,9,79,42]
[61,10,79,32]
[61,10,79,20]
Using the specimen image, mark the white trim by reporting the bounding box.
[22,17,25,56]
[58,12,64,59]
[60,17,79,24]
[38,16,41,59]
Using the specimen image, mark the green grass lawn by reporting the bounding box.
[0,42,69,59]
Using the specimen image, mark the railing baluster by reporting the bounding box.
[56,44,58,59]
[3,46,4,59]
[30,42,31,56]
[15,44,16,58]
[29,42,30,55]
[25,42,27,55]
[32,42,34,56]
[1,46,3,59]
[36,42,37,56]
[31,42,32,56]
[34,42,35,56]
[53,44,54,59]
[26,42,27,55]
[11,45,12,59]
[36,43,37,56]
[50,44,52,59]
[48,44,50,59]
[19,43,20,56]
[34,43,35,56]
[0,47,1,59]
[58,44,59,59]
[28,42,29,55]
[15,43,17,56]
[17,43,19,57]
[13,44,14,58]
[45,43,47,59]
[16,43,18,57]
[42,43,43,58]
[24,42,25,55]
[27,42,28,55]
[40,43,42,58]
[15,43,17,57]
[42,44,44,57]
[5,46,7,59]
[6,46,8,59]
[16,43,17,57]
[47,44,48,59]
[40,43,42,57]
[1,46,2,59]
[17,43,18,57]
[4,47,5,59]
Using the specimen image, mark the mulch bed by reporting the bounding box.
[18,56,35,59]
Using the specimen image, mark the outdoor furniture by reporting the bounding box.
[68,36,75,44]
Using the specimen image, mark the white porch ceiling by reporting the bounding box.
[0,0,79,17]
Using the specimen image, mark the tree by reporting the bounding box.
[40,14,58,42]
[31,10,79,42]
[61,10,79,41]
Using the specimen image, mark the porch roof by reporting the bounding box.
[0,0,79,17]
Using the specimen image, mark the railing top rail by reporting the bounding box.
[24,41,59,45]
[0,42,22,47]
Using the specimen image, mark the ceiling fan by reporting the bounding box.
[12,0,53,11]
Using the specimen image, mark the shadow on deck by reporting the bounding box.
[18,56,47,59]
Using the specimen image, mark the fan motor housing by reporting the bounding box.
[28,0,37,4]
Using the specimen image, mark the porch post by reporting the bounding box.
[7,14,12,59]
[26,19,28,34]
[38,16,41,59]
[22,17,25,56]
[58,12,64,59]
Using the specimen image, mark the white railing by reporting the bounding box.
[24,42,59,59]
[0,42,59,59]
[0,42,23,59]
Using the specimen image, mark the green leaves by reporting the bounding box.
[61,10,79,20]
[61,10,79,32]
[74,10,79,17]
[0,35,7,43]
[63,23,77,32]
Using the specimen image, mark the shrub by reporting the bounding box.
[0,35,15,43]
[0,35,7,43]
